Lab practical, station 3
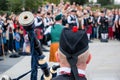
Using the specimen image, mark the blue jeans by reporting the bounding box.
[93,27,97,39]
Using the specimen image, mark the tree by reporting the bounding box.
[97,0,113,6]
[7,0,22,13]
[0,0,9,11]
[69,0,88,5]
[45,0,60,4]
[25,0,41,11]
[6,0,42,13]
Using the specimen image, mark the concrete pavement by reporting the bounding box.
[0,40,120,80]
[86,40,120,80]
[0,55,24,74]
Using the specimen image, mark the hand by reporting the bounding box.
[105,20,108,22]
[0,29,2,33]
[72,21,76,23]
[49,23,53,25]
[98,23,101,25]
[65,24,69,28]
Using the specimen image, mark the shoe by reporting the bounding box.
[13,50,16,53]
[8,50,12,54]
[100,39,108,42]
[9,54,20,58]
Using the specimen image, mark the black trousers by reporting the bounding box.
[8,33,14,51]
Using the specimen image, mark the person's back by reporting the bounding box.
[51,24,63,43]
[53,27,91,80]
[49,14,64,62]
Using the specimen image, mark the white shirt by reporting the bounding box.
[43,17,53,27]
[34,16,43,27]
[67,15,79,26]
[115,15,119,22]
[67,15,76,24]
[97,16,101,23]
[58,67,85,75]
[44,22,62,35]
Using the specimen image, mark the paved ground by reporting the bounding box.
[86,40,120,80]
[0,40,120,80]
[0,54,24,74]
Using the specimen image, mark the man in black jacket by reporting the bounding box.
[98,11,108,42]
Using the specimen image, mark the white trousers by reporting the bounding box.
[101,33,108,39]
[87,34,90,40]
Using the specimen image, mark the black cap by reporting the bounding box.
[59,27,89,80]
[59,28,89,56]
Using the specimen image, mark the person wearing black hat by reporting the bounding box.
[53,27,91,80]
[44,14,64,62]
[34,11,48,51]
[98,11,109,42]
[81,10,93,43]
[43,12,54,46]
[44,12,54,29]
[67,9,79,29]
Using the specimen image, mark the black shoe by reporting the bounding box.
[9,54,20,58]
[101,39,108,42]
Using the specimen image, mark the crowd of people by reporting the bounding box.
[0,2,120,56]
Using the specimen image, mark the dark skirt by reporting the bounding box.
[86,25,92,34]
[99,25,108,33]
[108,27,113,38]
